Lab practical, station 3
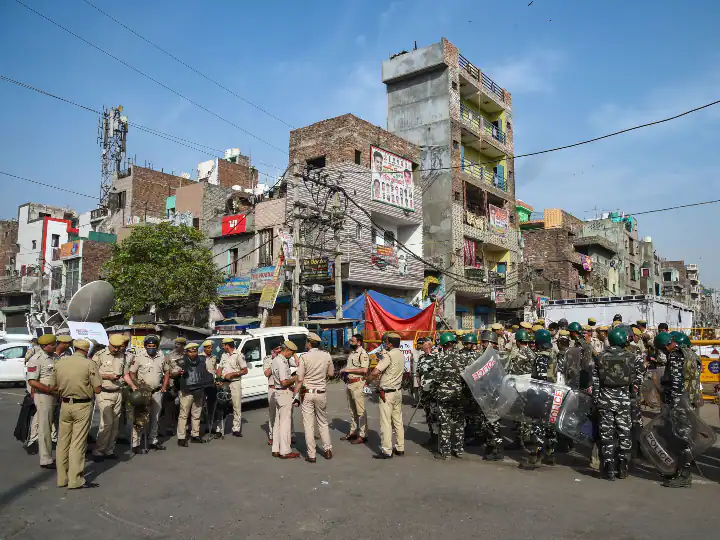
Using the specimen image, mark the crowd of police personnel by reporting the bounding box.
[415,315,702,488]
[16,327,410,489]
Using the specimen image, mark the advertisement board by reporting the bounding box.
[488,204,509,235]
[59,240,82,259]
[67,321,108,346]
[217,276,250,297]
[301,257,331,282]
[370,145,415,212]
[221,214,247,236]
[251,266,276,293]
[258,280,282,309]
[371,244,398,270]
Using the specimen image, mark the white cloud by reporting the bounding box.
[487,49,566,94]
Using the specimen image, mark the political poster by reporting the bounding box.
[488,204,509,235]
[370,145,415,212]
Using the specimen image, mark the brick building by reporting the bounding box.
[0,219,18,278]
[60,236,115,303]
[383,38,519,328]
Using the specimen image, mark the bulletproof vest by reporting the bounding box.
[681,347,701,405]
[597,347,631,388]
[180,356,214,391]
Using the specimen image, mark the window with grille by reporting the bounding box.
[66,259,80,298]
[259,229,273,266]
[51,267,62,290]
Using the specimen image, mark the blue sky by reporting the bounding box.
[1,0,719,285]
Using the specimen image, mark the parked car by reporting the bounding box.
[207,326,309,403]
[0,342,31,384]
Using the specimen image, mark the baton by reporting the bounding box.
[406,391,426,429]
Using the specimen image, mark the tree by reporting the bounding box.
[102,223,224,318]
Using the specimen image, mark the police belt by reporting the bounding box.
[100,387,122,393]
[347,377,364,384]
[380,388,398,393]
[305,389,326,394]
[61,397,92,404]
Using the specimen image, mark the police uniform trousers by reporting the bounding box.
[132,390,163,447]
[302,391,332,459]
[345,380,367,438]
[530,421,557,456]
[267,388,277,440]
[34,393,56,466]
[93,390,122,456]
[28,408,56,445]
[229,380,243,433]
[484,419,503,450]
[598,407,631,461]
[177,389,204,440]
[379,390,404,456]
[437,400,464,456]
[161,390,178,433]
[57,400,93,489]
[271,389,293,455]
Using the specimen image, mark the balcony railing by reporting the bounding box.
[459,55,480,80]
[481,73,504,102]
[459,103,507,144]
[461,158,508,191]
[459,55,505,104]
[527,212,544,221]
[91,207,109,221]
[488,270,506,285]
[686,264,698,271]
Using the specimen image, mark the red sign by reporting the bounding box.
[221,214,247,236]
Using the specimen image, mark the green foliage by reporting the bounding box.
[102,223,223,318]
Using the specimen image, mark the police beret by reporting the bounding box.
[38,334,56,346]
[109,335,126,347]
[384,332,401,340]
[307,332,322,342]
[222,337,235,344]
[598,326,609,331]
[175,337,187,344]
[632,327,642,336]
[490,323,503,330]
[202,340,213,347]
[582,325,592,331]
[184,342,199,350]
[57,335,73,343]
[588,317,597,324]
[532,325,542,332]
[73,339,91,351]
[283,340,298,351]
[558,329,570,337]
[520,322,533,329]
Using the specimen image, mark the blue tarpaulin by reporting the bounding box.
[310,290,421,321]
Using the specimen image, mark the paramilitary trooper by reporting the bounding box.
[506,328,535,450]
[417,333,454,445]
[433,333,468,460]
[593,327,642,481]
[520,329,557,470]
[656,332,699,488]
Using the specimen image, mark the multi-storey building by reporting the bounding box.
[383,38,519,328]
[661,260,700,310]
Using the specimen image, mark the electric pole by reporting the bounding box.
[332,190,343,320]
[292,176,301,326]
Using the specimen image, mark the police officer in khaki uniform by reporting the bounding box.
[92,334,126,461]
[25,337,39,363]
[26,334,58,469]
[368,332,405,459]
[271,341,300,459]
[491,323,506,351]
[55,335,74,361]
[339,333,369,443]
[294,333,334,463]
[124,335,170,452]
[55,339,101,489]
[262,342,283,445]
[217,337,248,437]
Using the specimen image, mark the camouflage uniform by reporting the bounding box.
[457,347,485,442]
[416,351,439,438]
[433,349,467,458]
[506,346,535,446]
[627,342,646,454]
[529,350,557,459]
[592,346,643,471]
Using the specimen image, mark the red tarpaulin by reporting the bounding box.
[365,295,436,340]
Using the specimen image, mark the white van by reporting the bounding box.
[207,326,309,403]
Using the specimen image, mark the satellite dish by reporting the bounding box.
[67,280,115,322]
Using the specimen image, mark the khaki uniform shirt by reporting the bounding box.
[165,350,184,377]
[55,352,102,400]
[376,348,404,390]
[345,347,370,376]
[591,337,605,356]
[219,350,247,381]
[504,333,515,352]
[25,344,41,364]
[497,334,507,351]
[200,353,217,377]
[262,354,275,387]
[298,348,333,390]
[26,349,55,392]
[129,350,169,389]
[271,354,291,388]
[93,349,125,391]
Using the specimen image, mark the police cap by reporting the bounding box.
[38,334,56,346]
[520,321,533,330]
[490,323,503,331]
[73,339,91,351]
[108,334,126,347]
[222,337,235,345]
[283,340,298,352]
[57,335,73,343]
[307,332,322,343]
[202,340,213,347]
[184,342,199,351]
[175,337,187,345]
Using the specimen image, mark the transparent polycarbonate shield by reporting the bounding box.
[639,396,717,474]
[497,376,571,425]
[556,389,596,447]
[462,348,508,423]
[562,347,583,389]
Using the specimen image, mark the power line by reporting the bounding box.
[80,0,295,130]
[13,0,288,155]
[627,199,720,216]
[0,171,99,199]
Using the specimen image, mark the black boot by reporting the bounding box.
[542,452,556,466]
[617,459,629,479]
[602,460,616,481]
[483,448,504,462]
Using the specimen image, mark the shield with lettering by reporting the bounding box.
[461,348,508,423]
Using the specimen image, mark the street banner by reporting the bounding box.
[370,145,415,212]
[489,204,508,235]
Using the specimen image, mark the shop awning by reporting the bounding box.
[310,290,422,321]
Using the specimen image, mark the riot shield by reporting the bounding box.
[497,376,572,425]
[462,348,508,422]
[639,396,717,474]
[556,389,596,447]
[563,347,583,389]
